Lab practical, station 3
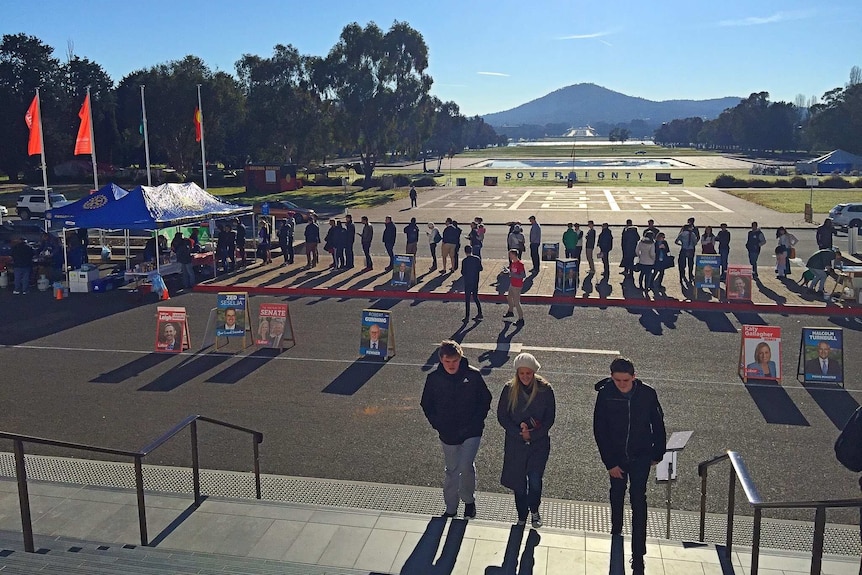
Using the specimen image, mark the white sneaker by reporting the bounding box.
[12,291,20,295]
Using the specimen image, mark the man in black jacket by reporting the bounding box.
[461,245,483,321]
[593,357,666,574]
[421,340,492,520]
[382,216,396,271]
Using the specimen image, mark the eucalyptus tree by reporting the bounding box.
[319,21,432,185]
[0,33,63,180]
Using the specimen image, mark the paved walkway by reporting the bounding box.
[191,253,860,317]
[1,476,858,575]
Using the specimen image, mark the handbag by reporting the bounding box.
[789,247,796,259]
[664,255,675,269]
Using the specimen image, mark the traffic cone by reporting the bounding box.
[55,286,63,300]
[161,287,170,300]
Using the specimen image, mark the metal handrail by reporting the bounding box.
[3,414,263,553]
[698,450,862,575]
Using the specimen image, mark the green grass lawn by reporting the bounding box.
[721,189,862,213]
[458,144,713,159]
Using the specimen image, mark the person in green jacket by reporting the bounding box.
[562,223,583,260]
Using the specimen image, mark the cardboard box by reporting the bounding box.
[71,268,100,283]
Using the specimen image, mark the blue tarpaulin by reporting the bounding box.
[47,182,251,230]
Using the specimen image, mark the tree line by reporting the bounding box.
[0,23,504,186]
[654,67,862,155]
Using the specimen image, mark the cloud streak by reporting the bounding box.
[718,10,814,27]
[477,71,509,77]
[557,30,613,40]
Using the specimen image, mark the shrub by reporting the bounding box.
[712,174,738,187]
[853,178,862,188]
[310,176,344,186]
[821,176,852,189]
[412,176,438,187]
[788,176,807,188]
[393,174,411,187]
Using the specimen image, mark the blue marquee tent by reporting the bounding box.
[48,182,251,230]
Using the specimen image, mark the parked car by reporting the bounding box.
[253,200,316,223]
[16,187,73,220]
[828,203,862,231]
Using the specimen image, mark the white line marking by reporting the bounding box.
[417,189,461,208]
[522,345,620,355]
[508,190,532,210]
[7,343,862,393]
[458,343,524,353]
[603,190,620,211]
[683,190,733,212]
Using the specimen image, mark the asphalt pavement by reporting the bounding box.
[1,288,860,525]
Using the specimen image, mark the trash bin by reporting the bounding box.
[456,177,467,186]
[567,178,574,188]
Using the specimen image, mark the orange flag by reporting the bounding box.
[74,93,92,155]
[24,94,41,156]
[193,107,202,142]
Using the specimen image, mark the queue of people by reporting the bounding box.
[421,342,666,574]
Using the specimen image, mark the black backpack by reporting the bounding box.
[835,406,862,472]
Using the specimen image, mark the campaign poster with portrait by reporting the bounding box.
[555,259,579,293]
[360,309,391,357]
[216,292,247,337]
[154,306,188,353]
[739,324,782,382]
[800,327,844,384]
[256,303,290,348]
[726,265,753,302]
[391,254,415,288]
[542,243,559,261]
[695,255,721,290]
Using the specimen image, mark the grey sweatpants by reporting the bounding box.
[440,436,481,514]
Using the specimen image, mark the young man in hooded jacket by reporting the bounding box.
[593,356,667,574]
[421,340,492,520]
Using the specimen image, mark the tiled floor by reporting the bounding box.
[0,480,857,575]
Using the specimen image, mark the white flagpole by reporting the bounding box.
[85,87,103,250]
[141,85,152,186]
[196,84,208,190]
[86,88,99,192]
[35,88,50,232]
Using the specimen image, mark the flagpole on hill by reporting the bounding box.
[196,84,208,191]
[24,88,50,232]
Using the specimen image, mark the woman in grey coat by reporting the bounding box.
[496,353,556,528]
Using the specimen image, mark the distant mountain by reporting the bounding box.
[482,83,741,128]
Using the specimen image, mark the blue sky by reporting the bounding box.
[2,0,860,117]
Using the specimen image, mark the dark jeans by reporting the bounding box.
[719,248,729,276]
[336,247,346,268]
[748,247,761,276]
[565,248,576,258]
[346,243,354,268]
[385,243,395,268]
[362,243,372,268]
[609,458,651,557]
[678,248,694,279]
[638,264,654,289]
[429,243,438,267]
[513,469,544,520]
[237,240,246,264]
[472,244,482,258]
[464,286,482,318]
[280,238,293,264]
[530,243,540,271]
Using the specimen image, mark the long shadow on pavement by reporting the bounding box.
[400,517,467,575]
[138,354,231,392]
[484,524,540,575]
[419,319,482,373]
[477,323,523,375]
[322,356,386,396]
[626,308,680,335]
[803,383,860,430]
[90,353,174,384]
[688,310,738,333]
[743,379,809,426]
[205,348,282,384]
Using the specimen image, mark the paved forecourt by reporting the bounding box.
[361,184,815,229]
